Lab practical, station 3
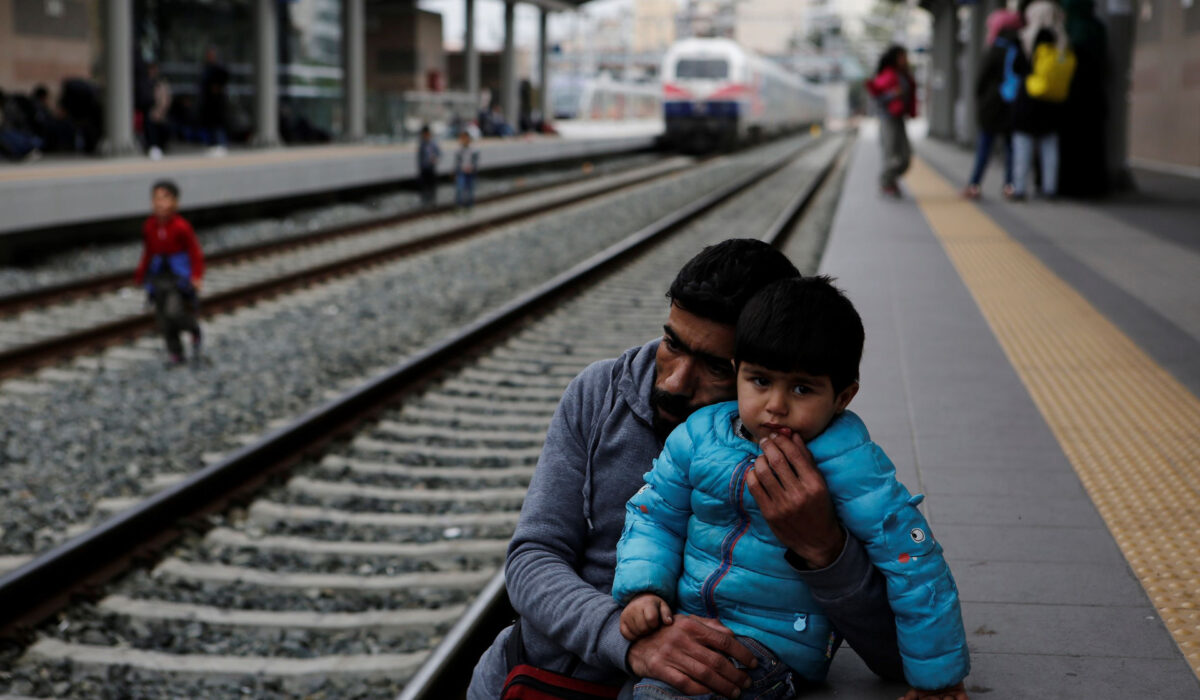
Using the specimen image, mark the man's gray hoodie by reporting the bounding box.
[468,340,903,697]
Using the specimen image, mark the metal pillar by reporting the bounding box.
[959,2,986,145]
[502,0,518,130]
[1095,0,1136,191]
[928,0,959,140]
[253,0,279,147]
[465,0,480,114]
[343,0,366,140]
[102,0,137,156]
[538,8,549,127]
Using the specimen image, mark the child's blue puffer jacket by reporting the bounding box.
[613,402,842,682]
[808,409,970,690]
[613,402,970,690]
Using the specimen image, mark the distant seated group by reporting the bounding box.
[0,80,102,161]
[0,75,332,163]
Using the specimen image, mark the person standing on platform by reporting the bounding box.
[963,10,1024,200]
[144,63,172,160]
[417,125,441,206]
[865,45,918,198]
[468,239,905,699]
[454,130,479,214]
[134,180,205,367]
[1057,0,1109,197]
[1010,0,1072,200]
[198,46,230,155]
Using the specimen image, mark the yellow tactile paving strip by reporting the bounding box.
[905,158,1200,678]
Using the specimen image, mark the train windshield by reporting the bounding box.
[675,59,728,79]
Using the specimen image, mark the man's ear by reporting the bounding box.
[834,381,859,413]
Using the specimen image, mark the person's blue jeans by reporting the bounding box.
[632,636,801,699]
[1012,131,1059,196]
[968,130,1012,188]
[455,172,476,208]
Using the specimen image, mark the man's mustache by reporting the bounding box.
[650,389,696,420]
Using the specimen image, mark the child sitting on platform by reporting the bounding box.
[133,180,205,367]
[613,276,970,700]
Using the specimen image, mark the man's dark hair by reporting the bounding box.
[151,179,180,198]
[33,85,49,101]
[666,239,800,326]
[735,276,864,394]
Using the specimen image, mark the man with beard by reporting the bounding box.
[469,239,904,699]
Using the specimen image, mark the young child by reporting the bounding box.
[613,276,970,699]
[416,125,440,206]
[454,130,479,213]
[133,180,205,367]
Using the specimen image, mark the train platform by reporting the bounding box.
[808,121,1200,697]
[0,131,659,240]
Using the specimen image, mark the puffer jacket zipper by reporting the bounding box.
[699,455,755,618]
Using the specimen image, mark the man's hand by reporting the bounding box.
[745,432,845,569]
[898,681,969,700]
[627,615,756,698]
[620,593,673,641]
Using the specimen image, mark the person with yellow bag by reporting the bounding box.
[1010,0,1074,200]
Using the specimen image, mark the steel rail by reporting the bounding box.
[0,154,669,318]
[0,137,818,639]
[0,158,692,379]
[394,135,850,700]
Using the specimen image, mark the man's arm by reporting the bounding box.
[504,364,632,673]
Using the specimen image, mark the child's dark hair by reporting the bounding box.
[735,276,864,394]
[667,239,800,326]
[151,179,179,198]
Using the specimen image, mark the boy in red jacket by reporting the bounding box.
[134,180,205,366]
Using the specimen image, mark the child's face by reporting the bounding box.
[736,361,857,443]
[151,188,177,218]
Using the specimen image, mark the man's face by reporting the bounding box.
[651,303,737,439]
[736,362,858,443]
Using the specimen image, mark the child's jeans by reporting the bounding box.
[148,273,201,358]
[456,172,476,208]
[631,636,801,700]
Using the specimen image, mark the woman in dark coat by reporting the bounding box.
[964,10,1024,199]
[1057,0,1109,197]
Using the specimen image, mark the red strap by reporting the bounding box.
[501,664,622,700]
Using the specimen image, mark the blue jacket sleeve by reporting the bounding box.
[810,412,970,690]
[612,420,696,607]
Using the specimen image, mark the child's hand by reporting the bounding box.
[619,593,673,641]
[192,279,203,293]
[898,681,968,700]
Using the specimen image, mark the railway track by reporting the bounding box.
[0,134,848,699]
[0,155,692,378]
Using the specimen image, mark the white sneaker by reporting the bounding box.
[148,146,164,160]
[207,145,228,157]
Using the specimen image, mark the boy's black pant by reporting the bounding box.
[419,166,437,205]
[150,273,200,358]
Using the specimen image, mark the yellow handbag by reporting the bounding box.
[1025,44,1076,102]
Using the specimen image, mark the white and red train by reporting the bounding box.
[661,38,826,151]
